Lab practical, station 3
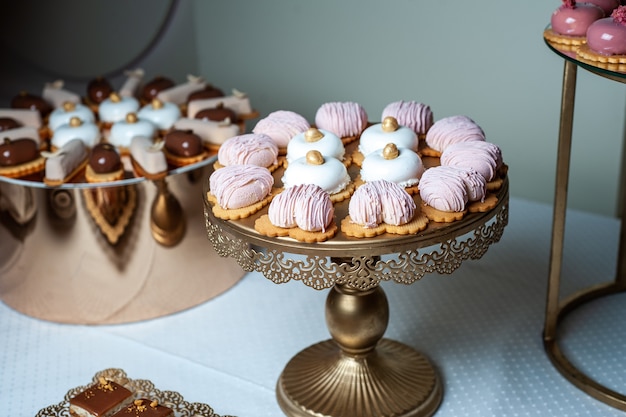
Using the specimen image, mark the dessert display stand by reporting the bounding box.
[0,155,245,324]
[203,160,509,417]
[543,37,626,409]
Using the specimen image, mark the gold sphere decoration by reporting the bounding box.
[109,92,121,103]
[304,127,324,143]
[126,113,138,123]
[62,101,76,112]
[382,143,399,160]
[151,98,164,110]
[69,116,82,127]
[306,150,324,165]
[381,116,399,133]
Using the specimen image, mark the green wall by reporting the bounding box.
[192,1,626,217]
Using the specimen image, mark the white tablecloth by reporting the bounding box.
[2,197,625,417]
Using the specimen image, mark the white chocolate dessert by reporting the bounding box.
[173,117,239,148]
[156,74,206,105]
[286,127,345,164]
[108,113,156,150]
[48,101,95,131]
[0,109,43,129]
[51,117,100,149]
[43,138,88,185]
[119,68,145,97]
[0,126,41,142]
[137,99,181,130]
[358,116,418,158]
[130,136,168,177]
[186,89,254,118]
[42,80,81,108]
[282,150,352,197]
[98,92,140,124]
[360,143,424,189]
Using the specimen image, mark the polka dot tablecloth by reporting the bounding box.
[1,197,625,417]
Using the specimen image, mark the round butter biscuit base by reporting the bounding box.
[341,213,429,238]
[0,156,45,179]
[577,44,626,65]
[207,188,281,220]
[84,164,125,183]
[543,28,587,47]
[254,214,338,243]
[467,193,498,213]
[420,202,466,223]
[164,148,208,167]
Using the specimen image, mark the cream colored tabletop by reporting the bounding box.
[2,197,625,417]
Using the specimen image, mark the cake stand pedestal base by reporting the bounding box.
[276,283,442,417]
[277,339,442,417]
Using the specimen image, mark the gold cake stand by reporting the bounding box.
[203,152,509,417]
[544,33,626,410]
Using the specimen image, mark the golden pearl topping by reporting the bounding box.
[151,98,163,109]
[109,92,121,103]
[381,116,399,133]
[306,150,324,165]
[62,101,76,111]
[126,113,138,123]
[382,143,399,160]
[304,127,324,143]
[69,117,82,127]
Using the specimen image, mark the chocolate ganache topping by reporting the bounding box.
[0,117,22,132]
[187,84,225,102]
[89,143,122,173]
[194,103,239,123]
[141,76,175,102]
[11,91,52,117]
[0,137,39,166]
[164,129,203,157]
[87,76,114,104]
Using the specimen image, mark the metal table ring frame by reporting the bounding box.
[543,39,626,410]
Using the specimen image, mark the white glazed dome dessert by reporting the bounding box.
[137,98,181,130]
[286,127,345,164]
[98,92,140,124]
[48,101,95,132]
[51,117,100,149]
[358,116,418,158]
[360,143,424,189]
[109,113,156,149]
[282,150,351,196]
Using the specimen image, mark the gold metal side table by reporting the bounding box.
[203,152,509,417]
[544,35,626,410]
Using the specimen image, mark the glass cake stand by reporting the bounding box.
[544,33,626,410]
[203,154,509,417]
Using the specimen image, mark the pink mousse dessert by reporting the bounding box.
[585,0,620,16]
[252,110,310,149]
[314,101,368,140]
[550,0,604,36]
[268,183,334,232]
[586,6,626,55]
[381,100,434,138]
[209,164,274,209]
